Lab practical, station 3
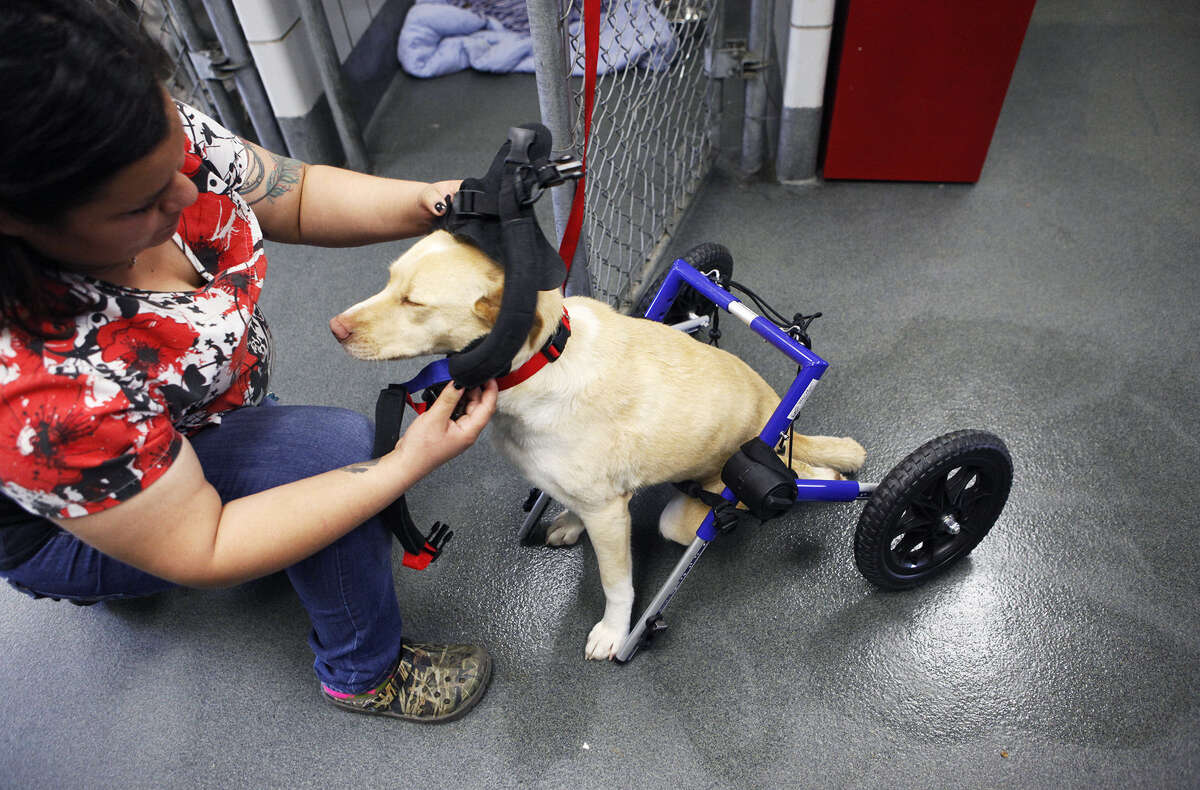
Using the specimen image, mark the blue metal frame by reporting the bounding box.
[611,258,876,662]
[645,260,866,541]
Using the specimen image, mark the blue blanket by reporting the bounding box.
[398,0,677,78]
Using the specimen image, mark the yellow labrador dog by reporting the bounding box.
[331,231,865,660]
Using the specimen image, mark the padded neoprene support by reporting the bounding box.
[721,438,799,521]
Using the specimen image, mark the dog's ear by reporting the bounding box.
[472,284,503,326]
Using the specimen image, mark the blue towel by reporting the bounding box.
[398,0,677,78]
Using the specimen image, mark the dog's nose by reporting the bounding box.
[329,315,352,341]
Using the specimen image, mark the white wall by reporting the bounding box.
[231,0,383,118]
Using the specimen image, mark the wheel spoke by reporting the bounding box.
[896,507,928,533]
[944,466,973,507]
[958,484,993,516]
[907,496,943,523]
[892,532,928,566]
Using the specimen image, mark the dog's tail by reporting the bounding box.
[778,431,866,475]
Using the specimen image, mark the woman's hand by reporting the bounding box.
[423,179,463,220]
[391,378,498,480]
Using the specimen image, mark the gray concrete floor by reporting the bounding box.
[2,0,1198,787]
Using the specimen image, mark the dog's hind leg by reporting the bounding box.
[659,475,724,546]
[784,431,866,475]
[545,510,586,546]
[574,495,635,661]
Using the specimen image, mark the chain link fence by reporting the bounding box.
[549,0,725,310]
[97,0,220,120]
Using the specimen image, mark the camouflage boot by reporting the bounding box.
[322,641,492,724]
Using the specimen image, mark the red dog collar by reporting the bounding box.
[495,307,571,391]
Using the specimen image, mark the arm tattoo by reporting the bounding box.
[243,146,304,205]
[340,459,381,474]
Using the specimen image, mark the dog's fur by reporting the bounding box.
[332,231,865,659]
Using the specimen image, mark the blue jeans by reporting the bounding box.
[1,401,404,694]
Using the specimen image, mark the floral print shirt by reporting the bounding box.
[0,103,271,519]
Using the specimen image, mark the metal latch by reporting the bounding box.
[553,155,584,181]
[705,40,767,79]
[188,48,249,80]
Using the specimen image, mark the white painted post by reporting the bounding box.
[776,0,835,183]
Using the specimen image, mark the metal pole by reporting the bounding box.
[528,0,592,297]
[294,0,370,171]
[615,536,711,663]
[517,491,552,542]
[196,0,289,155]
[741,0,772,174]
[707,0,727,154]
[775,0,835,182]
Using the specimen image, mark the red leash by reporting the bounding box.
[557,0,602,277]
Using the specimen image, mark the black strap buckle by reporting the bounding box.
[673,481,743,534]
[710,501,741,534]
[425,521,454,556]
[453,189,495,218]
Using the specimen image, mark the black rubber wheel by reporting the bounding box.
[854,430,1012,590]
[635,242,733,326]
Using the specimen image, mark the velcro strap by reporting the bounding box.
[373,386,454,568]
[673,481,742,533]
[453,189,498,217]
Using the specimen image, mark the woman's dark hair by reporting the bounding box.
[0,0,174,337]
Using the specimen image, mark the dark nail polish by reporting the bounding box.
[453,382,464,390]
[434,201,445,213]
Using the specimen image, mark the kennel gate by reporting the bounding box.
[528,0,729,310]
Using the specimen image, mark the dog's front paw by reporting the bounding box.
[546,510,586,546]
[585,620,627,661]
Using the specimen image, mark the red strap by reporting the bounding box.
[412,309,569,401]
[557,0,602,277]
[401,549,435,571]
[495,353,550,391]
[405,393,428,414]
[495,308,571,391]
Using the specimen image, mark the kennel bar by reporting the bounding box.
[615,259,876,663]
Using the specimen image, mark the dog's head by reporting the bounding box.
[330,230,505,360]
[330,229,523,361]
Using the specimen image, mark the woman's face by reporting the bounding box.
[2,91,198,273]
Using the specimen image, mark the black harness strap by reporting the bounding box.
[373,385,452,570]
[672,481,743,534]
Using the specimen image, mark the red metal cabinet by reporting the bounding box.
[822,0,1038,183]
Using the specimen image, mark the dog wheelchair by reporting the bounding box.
[370,124,1013,664]
[518,242,1013,664]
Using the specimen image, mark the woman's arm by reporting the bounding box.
[238,139,459,246]
[52,381,497,588]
